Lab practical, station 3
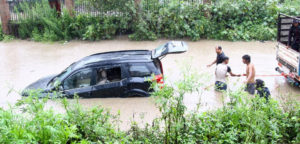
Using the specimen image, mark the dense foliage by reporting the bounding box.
[7,0,299,41]
[13,0,132,41]
[0,24,4,41]
[130,0,300,41]
[0,70,299,143]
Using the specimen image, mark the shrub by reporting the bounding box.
[11,0,300,41]
[0,24,4,41]
[0,92,78,143]
[129,0,299,41]
[1,69,300,143]
[129,19,158,41]
[0,24,14,42]
[15,0,132,41]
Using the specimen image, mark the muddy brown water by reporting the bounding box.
[0,38,299,129]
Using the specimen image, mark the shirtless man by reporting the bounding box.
[242,54,256,94]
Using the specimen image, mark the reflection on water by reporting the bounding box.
[1,38,299,129]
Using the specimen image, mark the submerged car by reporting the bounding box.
[22,41,188,98]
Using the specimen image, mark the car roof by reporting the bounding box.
[72,50,153,70]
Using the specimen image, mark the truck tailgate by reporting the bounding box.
[277,43,299,73]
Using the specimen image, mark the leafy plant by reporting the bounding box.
[0,24,3,41]
[10,0,300,41]
[1,69,300,143]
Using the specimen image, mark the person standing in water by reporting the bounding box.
[215,56,241,91]
[207,46,226,67]
[242,54,256,95]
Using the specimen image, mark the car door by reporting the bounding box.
[62,68,95,98]
[127,63,153,93]
[152,41,188,59]
[90,65,126,98]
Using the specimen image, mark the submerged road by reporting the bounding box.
[0,38,299,129]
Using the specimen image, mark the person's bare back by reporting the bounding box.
[246,63,256,83]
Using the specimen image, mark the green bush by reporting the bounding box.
[0,24,14,41]
[15,0,132,41]
[1,69,299,143]
[144,69,300,143]
[0,24,4,41]
[205,0,280,41]
[0,92,130,143]
[16,1,72,41]
[187,91,300,143]
[129,19,158,41]
[11,0,300,41]
[128,0,300,41]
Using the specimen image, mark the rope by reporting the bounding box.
[241,74,285,77]
[254,75,283,77]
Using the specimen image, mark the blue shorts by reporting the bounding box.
[215,81,227,91]
[245,83,255,95]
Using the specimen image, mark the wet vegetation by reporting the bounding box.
[0,24,4,41]
[0,24,15,42]
[1,70,299,143]
[3,0,299,42]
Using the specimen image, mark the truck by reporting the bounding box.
[276,13,300,87]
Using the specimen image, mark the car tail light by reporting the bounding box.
[159,60,164,75]
[278,62,282,67]
[295,75,300,81]
[155,74,164,84]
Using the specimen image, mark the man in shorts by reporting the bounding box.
[215,56,241,91]
[242,54,256,95]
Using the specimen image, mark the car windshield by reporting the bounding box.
[48,64,74,88]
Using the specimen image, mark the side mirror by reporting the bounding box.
[53,80,62,90]
[58,85,64,91]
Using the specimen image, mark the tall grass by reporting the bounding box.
[1,70,299,143]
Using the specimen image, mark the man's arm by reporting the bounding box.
[229,72,241,77]
[227,66,241,77]
[207,59,217,67]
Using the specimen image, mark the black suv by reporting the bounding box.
[22,41,188,98]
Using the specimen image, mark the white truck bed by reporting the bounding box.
[276,43,299,75]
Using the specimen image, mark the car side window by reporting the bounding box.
[63,69,93,90]
[129,65,151,77]
[96,67,122,85]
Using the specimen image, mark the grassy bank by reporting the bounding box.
[4,0,300,42]
[1,70,299,143]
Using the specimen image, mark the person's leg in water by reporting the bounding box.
[215,81,227,91]
[245,83,255,95]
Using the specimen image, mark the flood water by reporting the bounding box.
[0,38,299,129]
